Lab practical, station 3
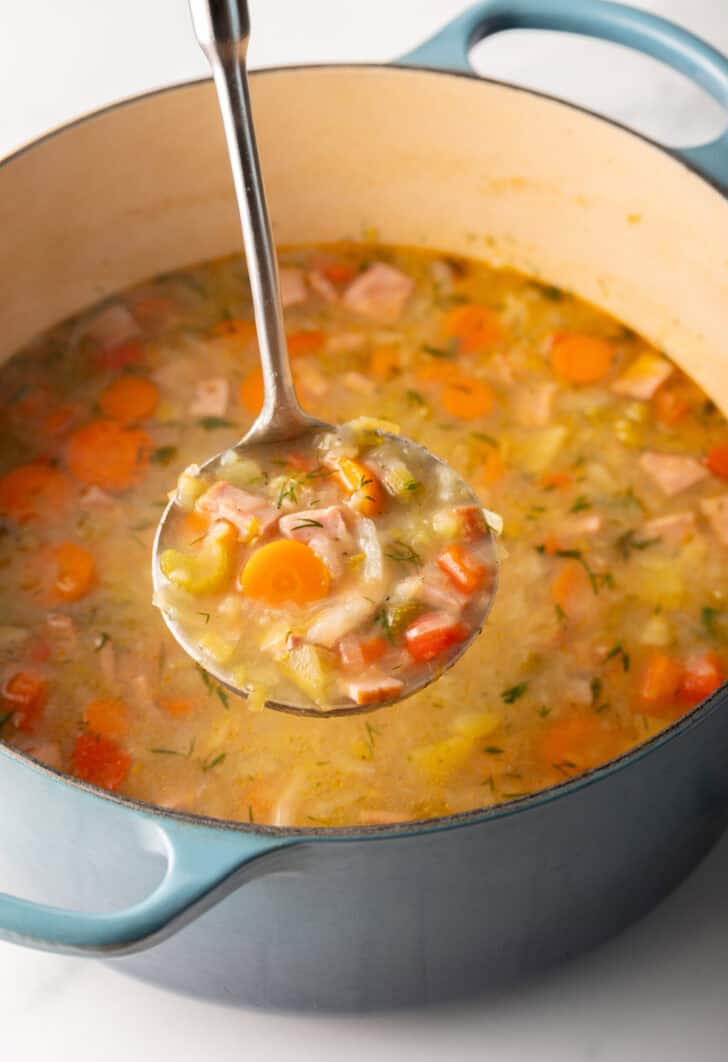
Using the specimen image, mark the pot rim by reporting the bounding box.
[1,63,725,841]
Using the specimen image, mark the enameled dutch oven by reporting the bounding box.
[1,0,728,1011]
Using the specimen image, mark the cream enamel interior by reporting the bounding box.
[1,67,727,406]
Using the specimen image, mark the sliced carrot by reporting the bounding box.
[639,650,683,711]
[679,651,724,707]
[706,444,728,479]
[652,387,688,427]
[541,471,572,490]
[240,367,264,416]
[550,559,591,618]
[287,330,325,358]
[539,710,616,772]
[239,540,330,606]
[66,419,151,491]
[319,259,357,285]
[93,339,145,370]
[437,543,489,594]
[1,672,47,733]
[440,376,495,420]
[330,457,385,516]
[159,697,193,718]
[98,375,159,423]
[550,333,614,385]
[404,612,469,662]
[49,542,96,601]
[476,448,506,488]
[85,698,129,740]
[0,463,73,523]
[339,635,388,670]
[211,319,257,345]
[542,535,563,557]
[72,732,131,791]
[370,345,401,382]
[441,303,502,354]
[42,405,77,437]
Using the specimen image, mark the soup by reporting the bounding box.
[156,423,497,710]
[0,244,726,826]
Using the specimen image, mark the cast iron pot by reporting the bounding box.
[1,0,727,1012]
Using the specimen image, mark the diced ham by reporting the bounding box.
[84,303,141,350]
[188,378,229,417]
[700,494,728,546]
[560,513,603,537]
[612,353,673,400]
[645,511,695,546]
[294,361,329,399]
[307,595,377,649]
[348,673,404,706]
[639,451,709,496]
[513,381,556,427]
[279,506,353,578]
[342,263,415,323]
[307,269,338,303]
[279,268,307,308]
[418,564,468,614]
[196,481,277,539]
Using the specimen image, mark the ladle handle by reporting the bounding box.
[189,0,307,439]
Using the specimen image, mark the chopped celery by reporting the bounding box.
[279,644,331,703]
[218,452,263,488]
[199,631,238,664]
[387,600,425,641]
[175,465,207,511]
[159,522,234,595]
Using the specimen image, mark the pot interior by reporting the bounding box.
[1,67,726,407]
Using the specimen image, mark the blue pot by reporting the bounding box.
[1,0,727,1011]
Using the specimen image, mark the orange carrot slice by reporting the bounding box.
[159,697,193,718]
[98,375,159,423]
[550,333,613,385]
[678,651,724,707]
[212,319,257,345]
[538,710,615,772]
[319,259,357,285]
[706,445,728,479]
[440,376,495,420]
[330,457,385,516]
[441,303,502,354]
[437,543,489,594]
[49,542,96,601]
[240,367,264,416]
[550,558,591,618]
[42,404,77,437]
[239,539,330,606]
[541,471,572,489]
[85,698,129,740]
[0,463,73,523]
[638,650,683,711]
[66,419,151,491]
[287,330,325,358]
[415,360,462,385]
[1,672,47,733]
[72,733,131,791]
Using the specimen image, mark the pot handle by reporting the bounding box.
[396,0,728,188]
[0,807,292,956]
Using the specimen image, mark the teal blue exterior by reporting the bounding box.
[0,0,727,962]
[396,0,728,189]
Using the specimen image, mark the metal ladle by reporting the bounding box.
[153,0,498,716]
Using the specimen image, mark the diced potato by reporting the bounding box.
[432,509,459,538]
[640,613,673,647]
[410,735,472,784]
[613,417,642,449]
[346,416,400,440]
[199,631,238,664]
[451,711,500,741]
[379,458,418,499]
[218,452,263,488]
[632,556,684,609]
[175,465,207,511]
[159,522,235,595]
[279,644,331,704]
[512,425,568,474]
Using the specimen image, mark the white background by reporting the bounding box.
[1,1,727,1059]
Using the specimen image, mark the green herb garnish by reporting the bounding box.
[501,682,528,704]
[554,549,613,594]
[291,518,324,530]
[569,495,591,513]
[150,747,184,756]
[150,445,178,466]
[384,541,422,566]
[484,745,504,755]
[614,528,659,559]
[605,642,630,671]
[198,416,236,430]
[202,752,226,772]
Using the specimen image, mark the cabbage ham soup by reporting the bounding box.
[156,426,497,710]
[0,244,727,825]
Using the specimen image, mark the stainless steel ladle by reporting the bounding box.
[153,0,498,716]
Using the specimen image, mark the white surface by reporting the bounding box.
[1,1,727,1058]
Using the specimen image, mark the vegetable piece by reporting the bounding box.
[386,600,425,641]
[404,611,469,662]
[158,697,193,718]
[98,375,159,423]
[84,303,141,351]
[339,635,388,670]
[66,420,151,491]
[550,559,591,619]
[611,352,672,400]
[370,346,401,381]
[72,733,131,791]
[239,367,264,415]
[279,644,331,703]
[318,259,357,285]
[441,303,502,353]
[211,318,257,345]
[342,263,415,323]
[1,672,47,732]
[42,404,77,437]
[652,387,688,426]
[287,330,325,357]
[541,471,572,490]
[348,674,404,706]
[239,540,330,606]
[678,652,724,707]
[329,457,385,517]
[440,376,495,420]
[538,710,615,771]
[550,333,613,384]
[160,520,236,595]
[437,543,488,594]
[48,542,96,601]
[639,452,708,496]
[0,463,72,523]
[85,698,129,739]
[639,650,683,710]
[706,445,728,479]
